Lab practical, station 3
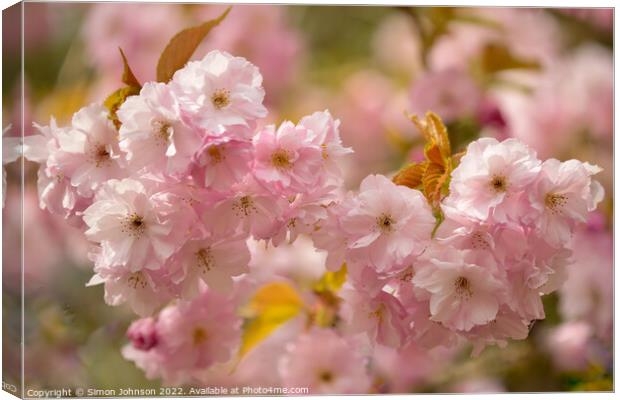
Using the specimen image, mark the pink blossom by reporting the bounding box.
[252,120,323,195]
[123,289,242,385]
[445,137,541,223]
[127,317,159,351]
[412,248,504,331]
[171,50,267,134]
[190,138,253,192]
[340,286,413,348]
[87,262,177,317]
[83,178,186,270]
[173,235,250,298]
[24,118,92,223]
[51,104,125,197]
[527,159,604,246]
[117,82,200,176]
[279,328,371,394]
[202,177,287,240]
[340,174,435,272]
[298,110,353,183]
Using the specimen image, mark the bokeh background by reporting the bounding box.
[2,3,613,393]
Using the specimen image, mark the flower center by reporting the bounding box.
[192,327,208,345]
[121,213,146,238]
[91,143,111,167]
[151,119,172,145]
[453,276,473,299]
[318,370,334,383]
[127,271,148,290]
[321,143,329,160]
[369,304,385,322]
[211,89,231,110]
[232,195,257,217]
[376,213,395,233]
[271,149,292,170]
[489,174,508,193]
[544,193,568,214]
[195,247,214,274]
[207,145,224,164]
[470,232,490,250]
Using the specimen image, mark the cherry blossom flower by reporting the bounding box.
[340,286,413,348]
[252,120,324,195]
[298,110,353,183]
[190,138,253,192]
[127,317,159,351]
[203,177,287,240]
[413,248,504,331]
[24,118,92,223]
[279,328,371,394]
[173,235,250,298]
[123,289,242,385]
[340,174,435,271]
[83,178,184,270]
[51,104,125,197]
[87,261,177,317]
[445,137,541,223]
[118,82,199,175]
[171,50,267,134]
[527,158,604,246]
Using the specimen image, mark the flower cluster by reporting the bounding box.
[24,50,351,317]
[23,46,604,390]
[315,137,603,355]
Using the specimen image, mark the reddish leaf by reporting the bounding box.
[118,47,141,89]
[156,7,231,83]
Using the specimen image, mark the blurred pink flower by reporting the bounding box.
[410,68,483,122]
[429,8,561,71]
[279,328,371,394]
[82,3,183,86]
[545,321,593,371]
[494,45,612,159]
[559,218,613,340]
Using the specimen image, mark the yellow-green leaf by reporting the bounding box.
[156,7,231,83]
[313,264,347,293]
[103,86,140,129]
[238,282,303,358]
[118,47,141,88]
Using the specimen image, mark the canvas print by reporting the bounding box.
[2,2,613,397]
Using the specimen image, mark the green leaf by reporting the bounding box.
[156,7,231,83]
[237,282,303,359]
[118,47,141,88]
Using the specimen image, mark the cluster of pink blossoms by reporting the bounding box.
[317,137,603,357]
[25,50,351,316]
[23,48,604,390]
